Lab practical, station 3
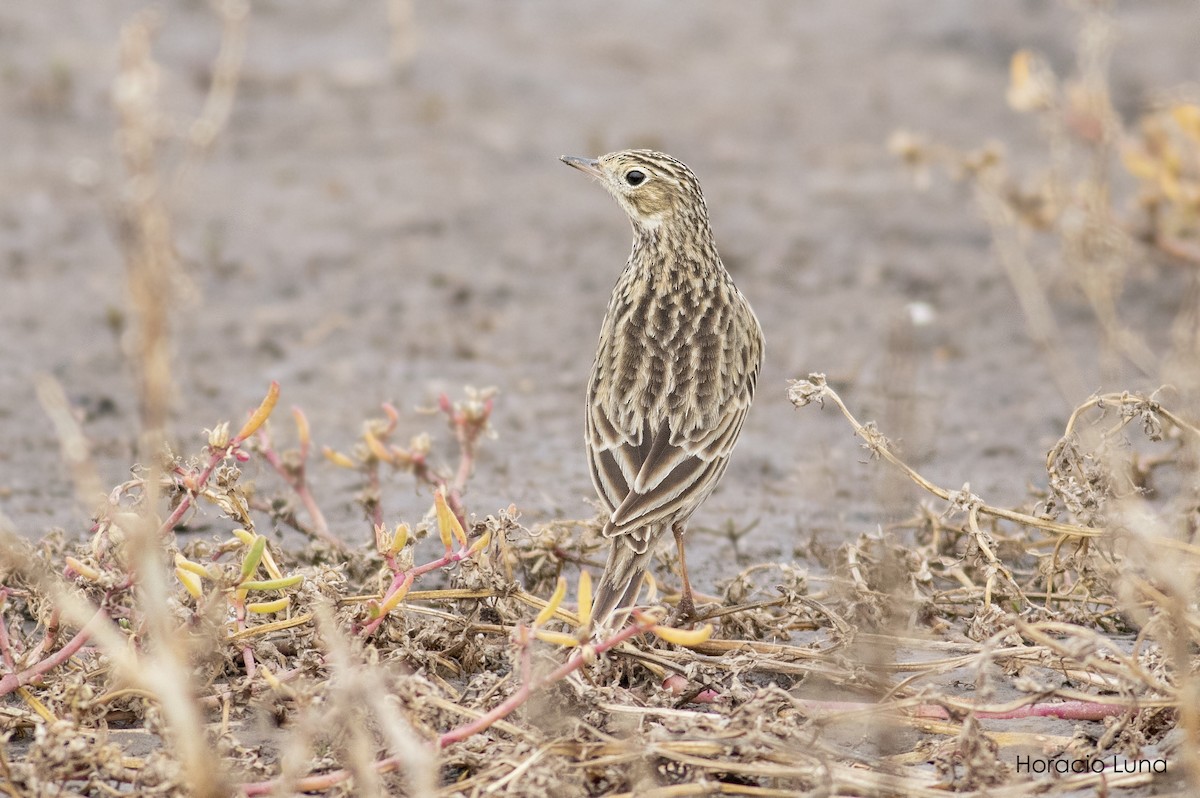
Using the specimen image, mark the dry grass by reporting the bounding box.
[4,376,1197,796]
[2,3,1200,797]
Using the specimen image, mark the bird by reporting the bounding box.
[560,149,764,630]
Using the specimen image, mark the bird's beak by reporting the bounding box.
[560,155,603,179]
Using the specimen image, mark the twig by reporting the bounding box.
[239,614,657,796]
[0,609,102,697]
[257,407,343,550]
[0,590,15,671]
[155,382,279,538]
[358,535,488,638]
[789,374,1200,555]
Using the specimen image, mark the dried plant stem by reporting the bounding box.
[365,459,386,531]
[358,539,487,637]
[115,12,174,443]
[421,393,491,528]
[790,375,1200,556]
[18,609,61,665]
[240,616,656,796]
[233,602,256,679]
[158,382,279,537]
[112,12,229,794]
[0,609,102,697]
[34,376,105,511]
[0,591,15,670]
[965,505,1024,607]
[1019,619,1174,696]
[973,178,1088,402]
[258,425,343,550]
[174,0,247,188]
[791,374,1091,537]
[159,447,237,535]
[449,414,477,498]
[792,696,1127,722]
[1060,390,1200,442]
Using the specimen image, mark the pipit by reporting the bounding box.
[560,149,764,629]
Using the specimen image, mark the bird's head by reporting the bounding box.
[560,149,707,234]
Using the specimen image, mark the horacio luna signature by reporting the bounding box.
[1016,755,1167,774]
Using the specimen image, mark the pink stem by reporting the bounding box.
[356,571,411,638]
[240,617,655,796]
[436,619,646,748]
[157,405,270,538]
[357,544,478,638]
[258,433,342,550]
[428,392,487,530]
[446,399,490,526]
[0,609,102,696]
[22,608,60,664]
[241,645,256,679]
[156,446,229,537]
[233,603,256,679]
[292,482,337,547]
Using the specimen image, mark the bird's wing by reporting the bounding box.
[587,389,755,543]
[586,291,763,545]
[604,407,748,535]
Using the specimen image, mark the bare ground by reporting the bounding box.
[2,2,1195,550]
[2,2,1200,795]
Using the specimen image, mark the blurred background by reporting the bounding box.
[3,1,1198,586]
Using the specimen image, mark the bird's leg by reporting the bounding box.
[671,521,697,623]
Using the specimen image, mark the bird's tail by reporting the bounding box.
[589,538,655,633]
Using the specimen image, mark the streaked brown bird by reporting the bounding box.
[560,149,764,629]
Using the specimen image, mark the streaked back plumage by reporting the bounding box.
[564,149,764,629]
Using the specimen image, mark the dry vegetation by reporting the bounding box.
[3,4,1200,797]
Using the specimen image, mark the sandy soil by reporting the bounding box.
[2,1,1197,587]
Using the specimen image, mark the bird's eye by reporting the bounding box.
[625,170,646,186]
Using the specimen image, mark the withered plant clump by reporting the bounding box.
[1,374,1197,797]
